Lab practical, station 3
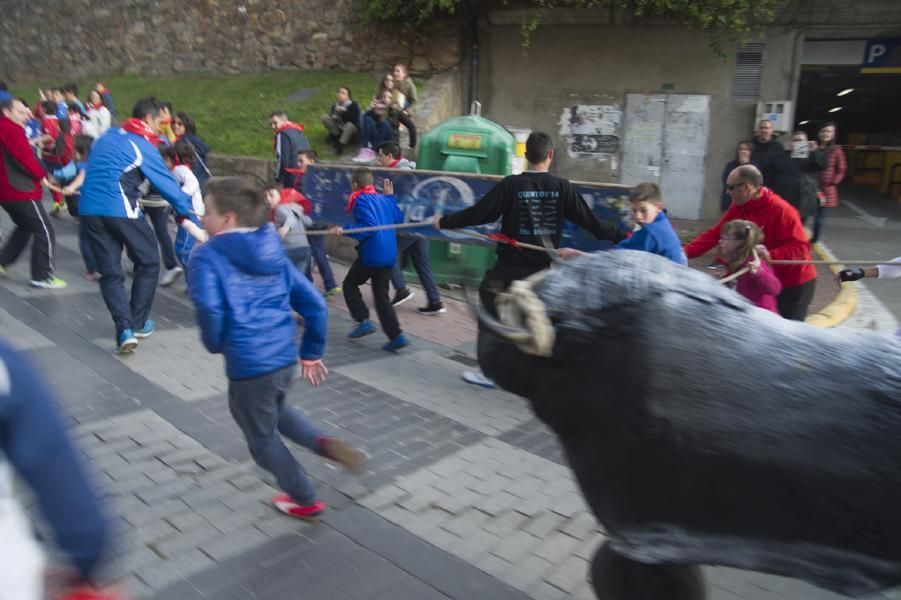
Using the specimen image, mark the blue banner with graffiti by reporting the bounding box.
[303,164,634,251]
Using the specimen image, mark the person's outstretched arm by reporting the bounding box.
[0,343,108,584]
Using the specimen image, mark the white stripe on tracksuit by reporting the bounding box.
[29,201,53,277]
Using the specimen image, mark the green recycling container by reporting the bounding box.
[403,115,515,286]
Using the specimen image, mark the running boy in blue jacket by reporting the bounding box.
[187,177,364,520]
[331,169,409,352]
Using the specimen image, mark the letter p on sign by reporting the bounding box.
[868,44,887,64]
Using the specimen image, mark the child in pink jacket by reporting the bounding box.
[718,219,782,314]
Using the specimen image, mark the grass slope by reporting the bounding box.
[11,71,383,157]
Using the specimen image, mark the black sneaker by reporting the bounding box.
[391,288,415,306]
[417,302,446,316]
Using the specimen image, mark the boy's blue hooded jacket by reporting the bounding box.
[343,190,404,268]
[187,224,327,380]
[616,211,687,265]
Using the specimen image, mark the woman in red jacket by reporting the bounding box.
[812,122,847,244]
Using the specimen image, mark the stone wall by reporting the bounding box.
[0,0,463,81]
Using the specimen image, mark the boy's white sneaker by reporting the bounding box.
[160,266,184,287]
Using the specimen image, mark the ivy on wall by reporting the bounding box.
[360,0,782,53]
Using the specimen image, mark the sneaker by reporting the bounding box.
[325,286,342,298]
[272,494,325,520]
[29,276,67,289]
[50,203,66,217]
[319,437,365,473]
[348,320,375,339]
[382,334,409,352]
[391,288,415,307]
[417,302,446,316]
[84,271,102,281]
[160,266,184,287]
[117,329,138,354]
[134,319,155,339]
[351,147,377,163]
[0,265,6,277]
[462,370,496,389]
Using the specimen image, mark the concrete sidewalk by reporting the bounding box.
[0,206,878,600]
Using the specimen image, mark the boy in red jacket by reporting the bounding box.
[0,97,66,289]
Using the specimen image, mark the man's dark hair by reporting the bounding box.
[352,168,374,188]
[338,85,352,99]
[204,177,268,228]
[269,110,288,120]
[176,111,197,135]
[132,96,162,120]
[161,101,173,113]
[378,141,402,159]
[525,132,554,164]
[0,97,13,113]
[63,83,78,96]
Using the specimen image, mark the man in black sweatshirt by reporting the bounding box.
[751,119,786,188]
[433,131,625,387]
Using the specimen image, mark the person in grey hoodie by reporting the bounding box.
[378,141,445,315]
[266,185,313,274]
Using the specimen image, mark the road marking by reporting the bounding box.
[844,200,888,228]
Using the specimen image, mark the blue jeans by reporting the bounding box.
[810,204,827,243]
[361,114,396,149]
[391,235,441,304]
[80,216,160,336]
[306,236,337,290]
[228,365,324,505]
[286,246,311,276]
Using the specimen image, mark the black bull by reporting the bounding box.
[477,250,901,597]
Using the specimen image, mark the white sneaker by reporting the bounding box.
[461,370,496,389]
[160,266,184,287]
[351,148,377,163]
[29,276,68,289]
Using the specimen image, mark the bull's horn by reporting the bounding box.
[475,304,533,343]
[461,283,533,343]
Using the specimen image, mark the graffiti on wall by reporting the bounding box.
[559,104,622,161]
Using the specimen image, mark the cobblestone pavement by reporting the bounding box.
[1,206,887,600]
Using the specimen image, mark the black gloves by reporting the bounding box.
[837,267,865,282]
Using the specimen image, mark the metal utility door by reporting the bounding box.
[622,94,711,219]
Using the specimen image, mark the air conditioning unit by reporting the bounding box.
[755,101,794,133]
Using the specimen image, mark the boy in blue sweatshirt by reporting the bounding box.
[616,182,686,264]
[331,169,408,351]
[559,182,686,265]
[187,177,363,520]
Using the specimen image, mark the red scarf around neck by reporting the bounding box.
[121,117,161,145]
[272,121,305,152]
[347,185,376,214]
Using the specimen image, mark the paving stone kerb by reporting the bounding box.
[0,207,870,600]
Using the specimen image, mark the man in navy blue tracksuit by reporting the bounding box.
[79,97,193,353]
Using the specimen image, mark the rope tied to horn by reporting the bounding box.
[495,270,556,357]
